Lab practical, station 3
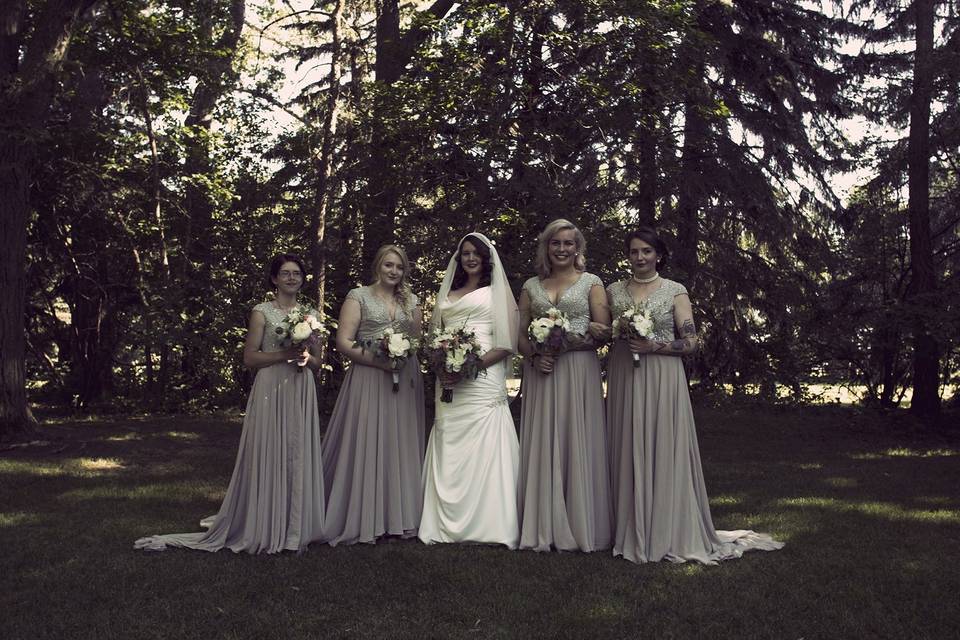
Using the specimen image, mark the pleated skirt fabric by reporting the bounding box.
[321,359,425,545]
[606,343,783,564]
[134,362,326,554]
[517,350,613,552]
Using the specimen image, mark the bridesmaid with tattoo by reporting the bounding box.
[605,227,783,564]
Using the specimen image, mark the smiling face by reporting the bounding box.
[271,260,304,294]
[628,238,659,278]
[459,240,484,277]
[376,250,404,288]
[548,228,578,269]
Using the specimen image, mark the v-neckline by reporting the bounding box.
[540,272,584,306]
[369,287,398,322]
[626,278,664,306]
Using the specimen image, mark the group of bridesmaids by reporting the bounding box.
[135,221,782,565]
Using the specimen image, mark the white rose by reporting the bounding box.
[387,333,411,357]
[291,321,312,342]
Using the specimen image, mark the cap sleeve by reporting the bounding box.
[671,280,689,298]
[521,276,539,293]
[345,287,364,305]
[253,301,272,315]
[585,272,604,289]
[409,292,420,308]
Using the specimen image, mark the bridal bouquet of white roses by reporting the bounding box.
[275,306,328,372]
[612,304,654,368]
[528,307,570,355]
[356,327,418,392]
[423,325,484,403]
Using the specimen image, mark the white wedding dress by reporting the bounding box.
[418,286,521,548]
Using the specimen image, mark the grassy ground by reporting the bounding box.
[1,404,959,640]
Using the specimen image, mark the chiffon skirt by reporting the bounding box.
[419,359,520,548]
[134,362,326,554]
[606,343,783,564]
[321,359,425,545]
[518,350,613,552]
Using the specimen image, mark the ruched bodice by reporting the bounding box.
[437,287,497,350]
[523,273,603,335]
[346,286,419,341]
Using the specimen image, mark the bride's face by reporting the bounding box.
[459,241,483,276]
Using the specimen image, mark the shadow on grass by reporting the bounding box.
[2,406,959,639]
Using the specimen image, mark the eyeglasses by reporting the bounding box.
[278,270,303,279]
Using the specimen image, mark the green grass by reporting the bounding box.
[2,406,959,639]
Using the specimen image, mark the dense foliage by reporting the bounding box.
[4,0,958,427]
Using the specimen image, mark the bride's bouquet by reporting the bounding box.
[275,306,328,372]
[423,325,484,403]
[356,328,418,392]
[612,303,654,368]
[528,307,570,356]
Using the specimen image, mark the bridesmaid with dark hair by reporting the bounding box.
[322,244,426,545]
[516,219,613,552]
[606,227,783,564]
[135,253,326,553]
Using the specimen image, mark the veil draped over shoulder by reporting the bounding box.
[430,232,519,354]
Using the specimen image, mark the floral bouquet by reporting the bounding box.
[356,327,418,392]
[528,307,571,357]
[423,325,484,403]
[612,304,654,368]
[275,306,328,372]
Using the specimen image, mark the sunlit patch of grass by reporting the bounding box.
[56,481,224,505]
[852,448,958,460]
[0,460,66,477]
[162,431,202,441]
[0,512,43,528]
[105,432,142,442]
[777,497,960,524]
[797,462,823,470]
[710,494,743,506]
[824,477,858,488]
[77,457,124,471]
[580,600,629,620]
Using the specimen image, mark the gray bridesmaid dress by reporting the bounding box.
[134,301,326,553]
[606,278,783,563]
[518,273,613,552]
[321,286,425,545]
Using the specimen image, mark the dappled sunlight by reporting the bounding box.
[78,457,124,471]
[776,497,960,525]
[823,477,858,488]
[580,601,629,621]
[0,460,66,477]
[105,432,143,442]
[0,511,44,528]
[850,448,958,461]
[709,494,743,507]
[162,431,202,441]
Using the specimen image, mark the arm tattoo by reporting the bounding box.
[679,319,696,338]
[670,339,686,352]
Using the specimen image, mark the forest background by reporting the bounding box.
[2,0,958,439]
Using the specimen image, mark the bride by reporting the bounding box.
[418,233,520,548]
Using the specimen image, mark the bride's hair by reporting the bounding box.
[451,234,493,290]
[534,219,587,278]
[371,244,415,313]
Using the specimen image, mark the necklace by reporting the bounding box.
[632,272,659,285]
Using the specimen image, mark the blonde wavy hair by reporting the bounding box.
[534,218,587,278]
[371,244,415,313]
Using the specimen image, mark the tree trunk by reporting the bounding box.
[308,0,345,388]
[907,0,940,417]
[0,0,100,440]
[675,73,709,287]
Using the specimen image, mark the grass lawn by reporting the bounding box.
[2,403,959,639]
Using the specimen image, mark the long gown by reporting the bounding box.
[418,287,521,548]
[606,278,784,564]
[517,273,613,552]
[321,287,425,545]
[134,301,326,554]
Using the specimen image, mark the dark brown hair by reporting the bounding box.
[451,234,493,290]
[267,253,307,289]
[624,227,669,268]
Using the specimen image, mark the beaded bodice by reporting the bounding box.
[523,272,604,335]
[253,301,320,353]
[606,278,688,342]
[346,286,419,340]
